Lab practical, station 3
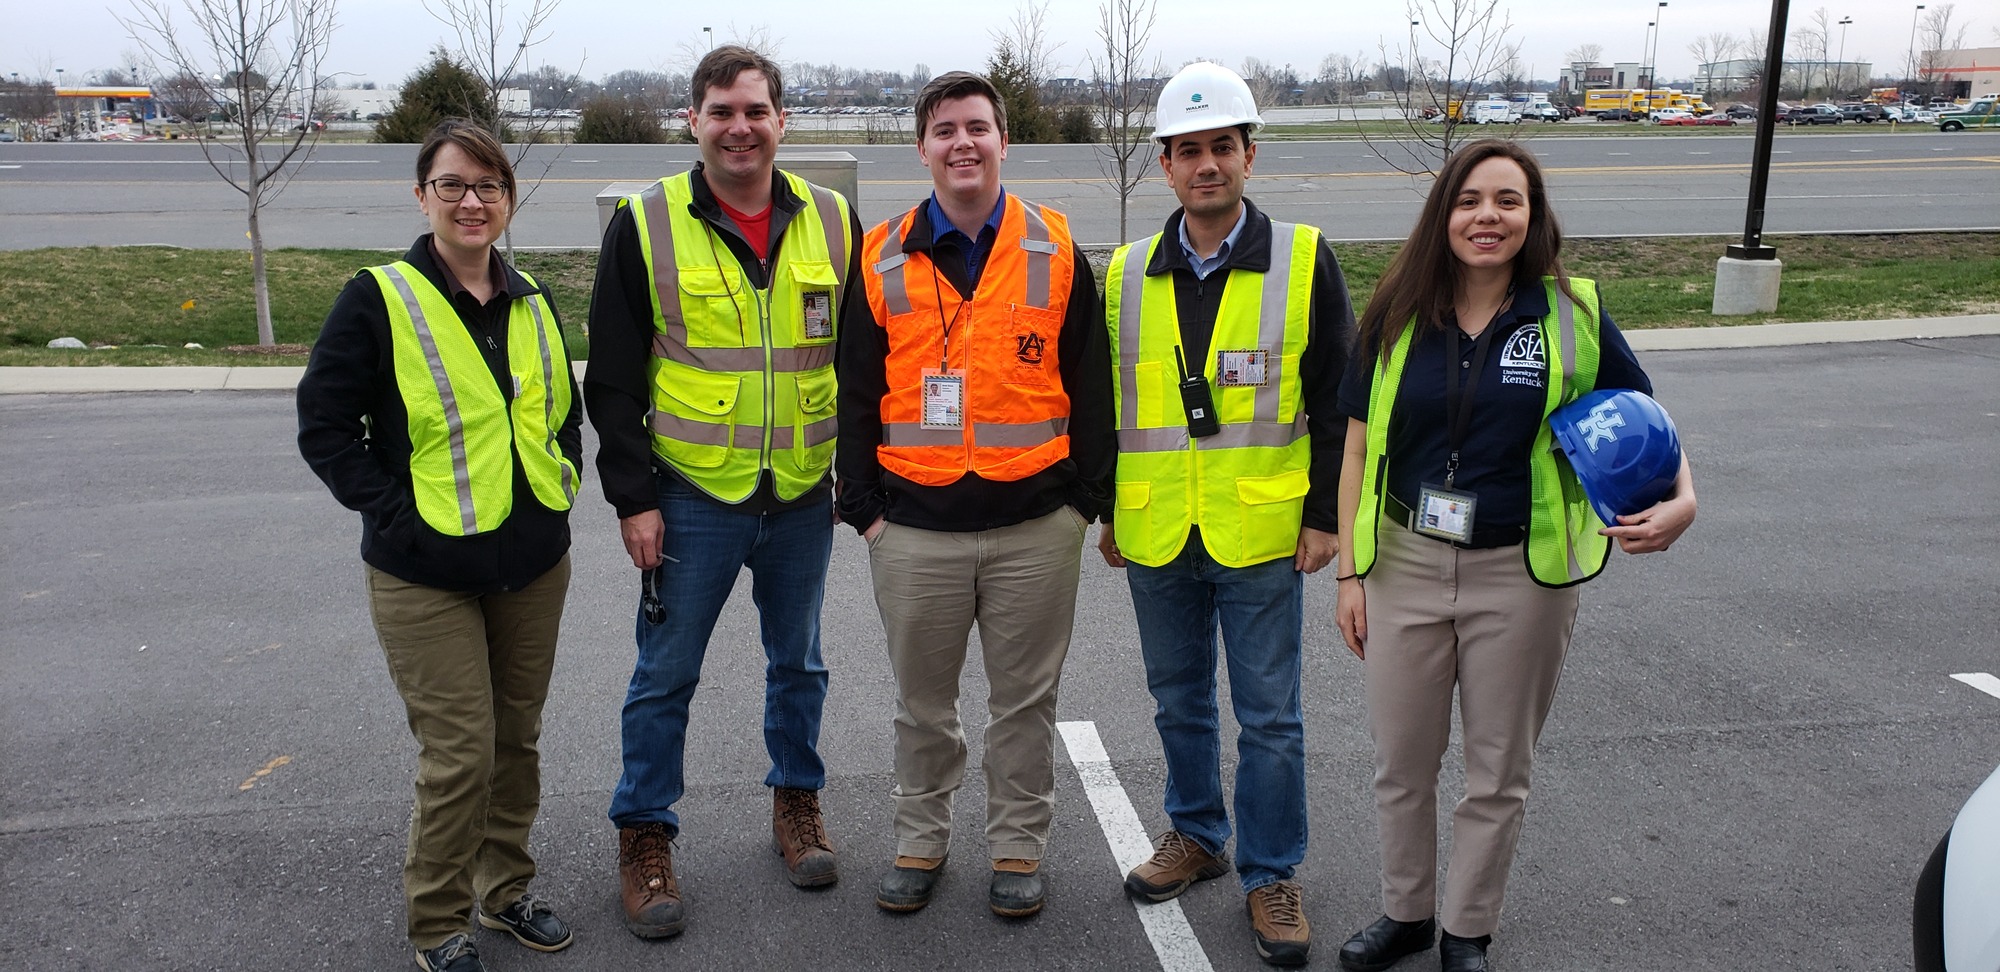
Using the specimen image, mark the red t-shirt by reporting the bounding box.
[717,198,772,262]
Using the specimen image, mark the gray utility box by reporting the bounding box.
[595,151,860,237]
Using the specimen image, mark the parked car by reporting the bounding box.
[1938,98,2000,131]
[1838,103,1887,122]
[1914,108,1941,124]
[1725,103,1759,119]
[1690,113,1738,126]
[1913,763,2000,972]
[1782,105,1843,125]
[1652,108,1696,124]
[1596,107,1639,121]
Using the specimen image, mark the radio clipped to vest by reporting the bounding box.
[1175,345,1220,438]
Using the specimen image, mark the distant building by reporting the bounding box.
[1691,59,1873,97]
[1919,46,2000,99]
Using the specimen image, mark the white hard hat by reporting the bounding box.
[1152,62,1264,142]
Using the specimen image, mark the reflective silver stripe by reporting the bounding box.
[882,423,963,447]
[649,409,735,447]
[1120,416,1308,454]
[524,294,575,501]
[875,224,912,316]
[808,183,847,284]
[756,415,840,450]
[1115,242,1150,430]
[1021,202,1053,309]
[384,265,480,535]
[638,181,685,345]
[1555,286,1578,391]
[1118,426,1190,453]
[974,417,1069,448]
[650,334,833,373]
[1254,224,1299,422]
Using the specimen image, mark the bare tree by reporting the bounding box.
[1917,4,1969,100]
[1087,0,1162,241]
[1493,43,1526,95]
[991,1,1064,97]
[123,0,337,347]
[1686,32,1738,100]
[1790,8,1833,99]
[1,75,61,139]
[1563,43,1604,67]
[1368,0,1517,177]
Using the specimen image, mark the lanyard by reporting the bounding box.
[1440,299,1509,490]
[926,257,968,371]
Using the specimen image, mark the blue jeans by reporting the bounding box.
[608,477,832,833]
[1125,533,1306,891]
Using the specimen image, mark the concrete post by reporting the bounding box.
[595,151,860,237]
[1712,255,1783,315]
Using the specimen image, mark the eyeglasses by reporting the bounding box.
[423,178,507,203]
[641,564,665,625]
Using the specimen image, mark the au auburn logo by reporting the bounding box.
[1015,331,1046,365]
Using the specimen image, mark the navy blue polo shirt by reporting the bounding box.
[1336,282,1651,532]
[926,190,1006,285]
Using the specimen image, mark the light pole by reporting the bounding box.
[1835,17,1852,98]
[1906,5,1925,96]
[1643,21,1656,90]
[1649,2,1669,97]
[702,26,713,50]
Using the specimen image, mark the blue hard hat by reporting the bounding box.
[1550,389,1682,526]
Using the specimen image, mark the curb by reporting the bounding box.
[3,317,1996,395]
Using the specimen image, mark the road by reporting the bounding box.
[3,336,1998,971]
[2,130,1995,248]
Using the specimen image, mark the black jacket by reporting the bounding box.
[1137,199,1356,535]
[835,196,1116,534]
[297,237,583,592]
[584,163,868,518]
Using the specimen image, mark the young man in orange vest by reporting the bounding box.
[836,70,1114,920]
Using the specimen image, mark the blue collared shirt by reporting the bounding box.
[1178,205,1249,281]
[926,190,1008,285]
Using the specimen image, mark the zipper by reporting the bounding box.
[756,255,776,471]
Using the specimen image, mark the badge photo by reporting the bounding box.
[1216,349,1270,387]
[802,292,833,340]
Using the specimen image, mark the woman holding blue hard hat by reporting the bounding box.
[1330,140,1694,972]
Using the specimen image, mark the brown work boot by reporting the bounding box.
[617,823,685,939]
[1246,880,1311,967]
[771,787,838,888]
[1124,830,1231,902]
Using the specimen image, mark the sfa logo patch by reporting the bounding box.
[1498,327,1546,388]
[1574,401,1627,452]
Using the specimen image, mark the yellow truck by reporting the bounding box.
[1585,88,1707,118]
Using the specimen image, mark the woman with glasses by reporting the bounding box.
[298,119,581,972]
[1331,140,1695,972]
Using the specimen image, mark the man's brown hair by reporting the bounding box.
[691,44,784,111]
[914,71,1007,138]
[415,118,515,198]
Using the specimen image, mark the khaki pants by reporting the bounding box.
[1362,521,1579,938]
[367,555,570,949]
[868,507,1086,860]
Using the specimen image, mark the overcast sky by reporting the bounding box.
[7,0,1990,89]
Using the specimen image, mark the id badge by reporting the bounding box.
[1415,484,1478,544]
[920,369,965,430]
[1215,349,1270,387]
[802,292,833,340]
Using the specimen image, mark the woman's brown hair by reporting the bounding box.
[415,118,515,199]
[1355,138,1571,360]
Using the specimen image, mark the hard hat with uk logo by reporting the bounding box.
[1152,62,1264,142]
[1550,388,1682,525]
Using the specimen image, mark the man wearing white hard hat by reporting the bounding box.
[1098,61,1356,967]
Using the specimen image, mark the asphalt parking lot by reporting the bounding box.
[3,334,1997,971]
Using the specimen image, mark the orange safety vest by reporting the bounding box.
[861,195,1075,486]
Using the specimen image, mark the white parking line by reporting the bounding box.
[1281,156,1303,160]
[1058,721,1215,972]
[1688,151,1711,155]
[1951,673,2000,700]
[0,165,19,170]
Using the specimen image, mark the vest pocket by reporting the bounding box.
[789,262,841,345]
[654,366,741,468]
[677,266,747,348]
[1002,304,1063,386]
[1235,467,1310,564]
[792,366,838,467]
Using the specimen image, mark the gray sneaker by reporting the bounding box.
[478,892,574,952]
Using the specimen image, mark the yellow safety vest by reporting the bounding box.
[1350,277,1610,587]
[369,261,576,537]
[623,170,854,504]
[1105,221,1319,568]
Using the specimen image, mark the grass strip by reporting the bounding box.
[3,233,1995,366]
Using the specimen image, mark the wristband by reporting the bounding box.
[1334,572,1359,582]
